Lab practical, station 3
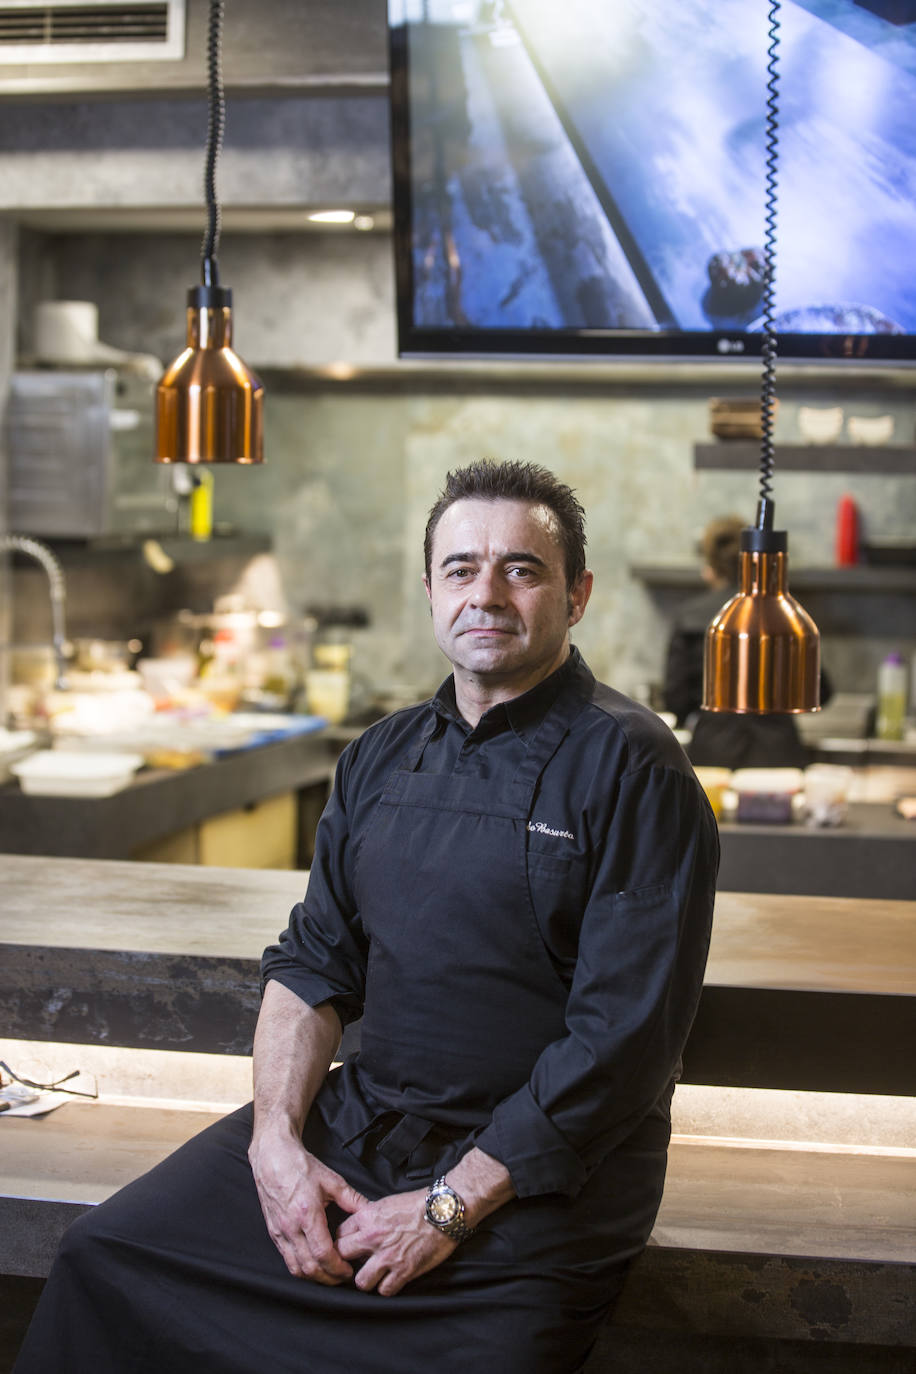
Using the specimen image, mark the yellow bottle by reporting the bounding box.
[189,470,214,541]
[875,654,907,742]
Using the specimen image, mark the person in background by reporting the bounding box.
[15,461,718,1374]
[664,514,826,769]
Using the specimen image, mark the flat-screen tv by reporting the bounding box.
[388,0,916,363]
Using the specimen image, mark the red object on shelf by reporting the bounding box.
[835,494,860,566]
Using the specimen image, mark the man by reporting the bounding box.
[15,461,718,1374]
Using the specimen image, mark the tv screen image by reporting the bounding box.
[388,0,916,361]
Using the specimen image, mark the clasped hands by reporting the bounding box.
[249,1131,456,1298]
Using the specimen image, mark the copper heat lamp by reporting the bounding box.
[702,0,819,715]
[155,0,263,465]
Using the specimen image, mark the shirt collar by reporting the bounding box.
[432,646,589,741]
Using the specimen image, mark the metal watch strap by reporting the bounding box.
[424,1176,475,1243]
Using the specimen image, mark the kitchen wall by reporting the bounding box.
[11,224,916,708]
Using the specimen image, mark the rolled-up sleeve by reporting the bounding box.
[475,764,718,1198]
[260,745,368,1026]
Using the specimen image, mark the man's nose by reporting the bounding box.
[470,565,506,607]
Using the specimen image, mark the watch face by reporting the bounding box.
[428,1191,459,1225]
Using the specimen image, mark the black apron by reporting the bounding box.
[14,685,670,1374]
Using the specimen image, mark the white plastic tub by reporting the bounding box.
[10,750,144,798]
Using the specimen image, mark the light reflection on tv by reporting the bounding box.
[390,0,916,359]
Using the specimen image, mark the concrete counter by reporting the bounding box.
[717,801,915,900]
[1,856,913,1093]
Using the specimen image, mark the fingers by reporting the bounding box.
[250,1140,360,1284]
[330,1179,369,1217]
[335,1195,457,1296]
[266,1201,354,1285]
[353,1254,404,1297]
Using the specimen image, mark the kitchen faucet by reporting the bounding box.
[0,534,69,689]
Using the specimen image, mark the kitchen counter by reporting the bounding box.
[2,744,911,899]
[717,801,915,899]
[1,856,913,1093]
[0,730,341,864]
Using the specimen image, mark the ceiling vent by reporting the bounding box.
[0,0,185,63]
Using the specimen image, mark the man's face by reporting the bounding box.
[424,498,592,693]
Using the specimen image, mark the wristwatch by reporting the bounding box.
[424,1176,475,1243]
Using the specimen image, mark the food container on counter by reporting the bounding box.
[693,766,733,820]
[803,764,854,828]
[730,768,805,824]
[10,749,144,797]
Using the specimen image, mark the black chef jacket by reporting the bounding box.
[262,646,719,1202]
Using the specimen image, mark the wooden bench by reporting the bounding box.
[1,1087,913,1357]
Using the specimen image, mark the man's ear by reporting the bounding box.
[567,570,594,628]
[423,575,432,610]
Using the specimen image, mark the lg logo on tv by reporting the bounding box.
[717,338,746,354]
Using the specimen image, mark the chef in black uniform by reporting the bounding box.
[15,461,718,1374]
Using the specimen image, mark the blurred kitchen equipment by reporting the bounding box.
[304,643,351,725]
[0,535,68,688]
[72,639,142,674]
[692,766,732,821]
[708,397,771,441]
[797,405,843,444]
[0,729,39,784]
[731,767,805,824]
[834,494,860,567]
[803,764,854,828]
[847,414,894,445]
[875,654,907,742]
[7,370,175,538]
[136,655,197,705]
[10,749,144,797]
[32,300,162,379]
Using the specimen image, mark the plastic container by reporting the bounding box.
[10,749,144,797]
[803,764,854,828]
[875,653,907,742]
[731,768,805,824]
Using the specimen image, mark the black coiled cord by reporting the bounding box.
[201,0,225,288]
[757,0,780,530]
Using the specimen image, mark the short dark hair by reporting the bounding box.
[424,460,587,590]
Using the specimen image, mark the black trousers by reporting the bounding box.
[14,1068,667,1374]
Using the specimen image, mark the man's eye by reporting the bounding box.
[508,566,534,578]
[448,567,473,579]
